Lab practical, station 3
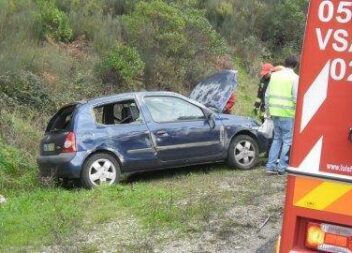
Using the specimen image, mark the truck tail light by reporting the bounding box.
[63,132,76,153]
[305,222,352,253]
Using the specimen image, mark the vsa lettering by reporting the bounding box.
[330,58,352,82]
[319,1,352,24]
[316,28,352,52]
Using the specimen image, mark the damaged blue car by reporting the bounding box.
[37,70,269,188]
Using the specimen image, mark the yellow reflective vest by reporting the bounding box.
[267,70,297,118]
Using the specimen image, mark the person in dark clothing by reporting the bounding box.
[253,64,286,122]
[253,63,273,121]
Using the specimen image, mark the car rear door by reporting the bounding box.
[89,98,158,172]
[142,95,225,165]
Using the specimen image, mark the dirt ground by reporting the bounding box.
[47,165,287,253]
[155,177,285,253]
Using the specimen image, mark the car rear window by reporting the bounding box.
[93,100,141,125]
[46,104,77,133]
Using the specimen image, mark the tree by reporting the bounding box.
[122,0,227,90]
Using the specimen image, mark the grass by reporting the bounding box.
[0,167,225,252]
[0,164,285,252]
[0,189,82,251]
[233,63,259,117]
[0,138,38,193]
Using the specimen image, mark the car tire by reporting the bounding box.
[227,135,259,170]
[81,153,121,189]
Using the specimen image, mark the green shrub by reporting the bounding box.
[0,71,54,110]
[202,0,308,67]
[0,0,42,74]
[56,0,107,41]
[99,43,145,85]
[259,0,309,58]
[123,0,227,90]
[101,0,138,16]
[36,0,73,42]
[0,138,38,193]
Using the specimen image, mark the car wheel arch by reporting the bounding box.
[82,149,124,172]
[228,130,258,148]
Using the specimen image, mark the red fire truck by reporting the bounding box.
[278,0,352,252]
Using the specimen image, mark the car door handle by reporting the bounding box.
[155,130,168,137]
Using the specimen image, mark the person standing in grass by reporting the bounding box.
[265,56,299,175]
[253,63,273,122]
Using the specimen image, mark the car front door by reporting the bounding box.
[142,95,225,165]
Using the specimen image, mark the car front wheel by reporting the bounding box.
[81,153,121,189]
[227,135,259,170]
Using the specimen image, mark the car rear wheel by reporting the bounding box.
[81,153,120,189]
[227,135,259,170]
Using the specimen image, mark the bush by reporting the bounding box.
[123,0,227,90]
[258,0,308,58]
[0,71,54,110]
[36,0,73,42]
[99,43,145,85]
[0,0,42,74]
[101,0,138,16]
[200,0,308,71]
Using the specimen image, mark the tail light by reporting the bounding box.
[306,222,352,252]
[63,132,76,153]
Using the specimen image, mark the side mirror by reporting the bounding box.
[203,109,216,129]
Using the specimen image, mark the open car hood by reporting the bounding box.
[189,70,238,113]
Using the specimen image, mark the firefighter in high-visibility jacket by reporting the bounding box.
[265,56,299,175]
[254,64,285,122]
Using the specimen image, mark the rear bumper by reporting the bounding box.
[37,152,87,179]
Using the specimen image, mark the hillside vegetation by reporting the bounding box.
[0,0,307,251]
[0,0,308,167]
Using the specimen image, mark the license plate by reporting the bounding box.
[43,143,55,152]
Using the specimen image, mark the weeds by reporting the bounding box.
[36,0,73,42]
[0,138,38,194]
[0,110,44,159]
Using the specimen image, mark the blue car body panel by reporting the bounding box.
[38,88,268,179]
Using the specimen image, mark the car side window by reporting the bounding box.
[144,96,205,123]
[94,100,142,125]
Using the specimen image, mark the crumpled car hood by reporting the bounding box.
[189,70,238,113]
